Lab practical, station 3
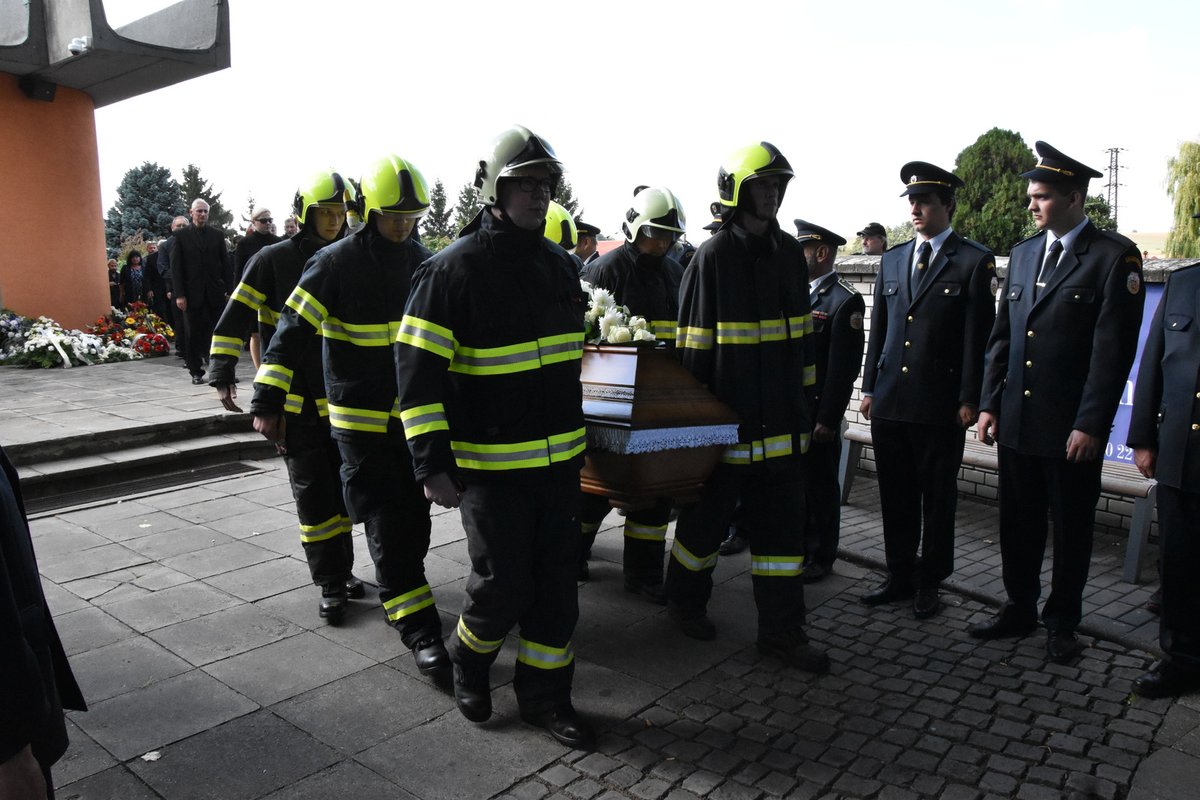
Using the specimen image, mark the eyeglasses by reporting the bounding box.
[513,177,557,195]
[255,217,273,224]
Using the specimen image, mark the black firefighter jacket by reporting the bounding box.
[1127,263,1200,491]
[810,274,866,430]
[862,231,996,426]
[252,227,432,441]
[676,220,817,466]
[581,240,683,347]
[210,232,329,423]
[396,210,587,484]
[980,222,1144,458]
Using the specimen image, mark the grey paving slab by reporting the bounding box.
[27,520,108,557]
[258,760,413,800]
[274,663,452,755]
[71,669,258,761]
[241,524,307,556]
[128,710,340,800]
[202,555,311,602]
[37,541,151,583]
[55,606,137,656]
[121,525,238,561]
[83,512,194,542]
[149,603,304,667]
[204,505,298,538]
[62,563,193,605]
[70,635,192,703]
[161,539,278,579]
[42,576,91,615]
[55,764,162,800]
[56,499,159,526]
[137,485,229,511]
[52,718,118,788]
[308,599,411,663]
[202,631,374,706]
[169,495,270,525]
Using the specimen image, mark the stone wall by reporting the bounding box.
[834,253,1195,539]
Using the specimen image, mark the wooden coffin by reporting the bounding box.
[580,344,739,508]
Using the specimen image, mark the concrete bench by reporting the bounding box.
[837,424,1158,584]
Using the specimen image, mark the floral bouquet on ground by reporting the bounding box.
[86,301,174,357]
[0,312,137,368]
[581,280,656,345]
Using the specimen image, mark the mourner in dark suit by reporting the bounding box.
[859,162,996,619]
[793,220,864,583]
[1,444,86,799]
[172,199,234,384]
[1128,255,1200,697]
[973,142,1144,664]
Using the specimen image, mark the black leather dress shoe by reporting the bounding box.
[757,630,830,674]
[800,563,830,584]
[318,585,347,624]
[624,576,667,605]
[452,663,492,722]
[913,584,940,619]
[1132,660,1200,699]
[521,704,596,750]
[967,614,1037,640]
[345,576,365,599]
[191,374,206,385]
[412,636,450,675]
[1045,630,1083,664]
[718,531,748,556]
[860,579,914,607]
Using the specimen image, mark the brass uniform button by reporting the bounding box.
[902,366,909,374]
[1027,330,1035,338]
[907,315,914,322]
[1024,390,1032,397]
[1193,423,1200,431]
[1025,361,1032,368]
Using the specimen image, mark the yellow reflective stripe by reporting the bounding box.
[452,438,549,470]
[283,394,304,415]
[315,398,329,418]
[536,332,584,366]
[322,317,394,347]
[516,637,574,670]
[763,434,793,458]
[787,314,813,338]
[671,539,718,572]
[231,281,265,310]
[299,514,351,543]
[678,325,713,350]
[258,305,281,326]
[451,340,541,375]
[716,321,760,344]
[285,286,328,330]
[400,403,449,438]
[624,521,667,542]
[457,617,504,654]
[397,315,456,360]
[383,584,435,621]
[650,321,676,340]
[720,435,794,465]
[759,317,787,342]
[210,335,242,358]
[548,427,586,463]
[327,403,391,433]
[255,362,294,392]
[803,364,817,386]
[717,317,807,345]
[751,553,805,577]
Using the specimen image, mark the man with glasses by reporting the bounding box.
[172,198,235,384]
[233,207,282,367]
[576,185,686,598]
[396,126,594,749]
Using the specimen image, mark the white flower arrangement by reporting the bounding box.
[1,311,139,368]
[581,280,657,345]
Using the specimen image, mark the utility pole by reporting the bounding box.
[1105,148,1126,229]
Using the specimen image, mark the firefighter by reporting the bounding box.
[544,200,584,274]
[208,170,363,622]
[396,125,594,749]
[666,141,829,674]
[250,155,448,676]
[577,186,686,601]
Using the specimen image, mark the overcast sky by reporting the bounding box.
[94,0,1199,245]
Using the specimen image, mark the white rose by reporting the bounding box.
[608,326,633,343]
[633,328,657,342]
[628,316,648,332]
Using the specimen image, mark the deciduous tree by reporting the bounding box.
[1166,139,1200,258]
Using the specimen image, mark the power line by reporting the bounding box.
[1105,148,1126,229]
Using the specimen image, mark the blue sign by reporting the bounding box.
[1105,283,1163,464]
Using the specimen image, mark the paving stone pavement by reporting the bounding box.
[2,360,1197,799]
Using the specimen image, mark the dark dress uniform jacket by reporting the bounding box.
[171,224,234,306]
[1127,263,1200,490]
[581,241,683,346]
[1,446,86,771]
[811,274,865,428]
[862,233,996,424]
[980,223,1144,457]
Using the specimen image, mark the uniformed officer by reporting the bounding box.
[577,186,687,601]
[668,141,828,674]
[973,142,1145,664]
[1128,251,1200,697]
[793,220,865,583]
[396,126,594,749]
[859,162,996,619]
[574,216,602,267]
[209,170,363,622]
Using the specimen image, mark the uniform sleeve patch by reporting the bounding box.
[990,276,1000,296]
[1127,271,1142,295]
[850,312,864,331]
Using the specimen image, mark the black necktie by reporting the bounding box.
[912,241,932,293]
[1035,239,1063,300]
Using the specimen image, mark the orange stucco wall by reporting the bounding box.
[0,73,108,329]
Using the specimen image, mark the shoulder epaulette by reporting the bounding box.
[1096,228,1137,249]
[1011,230,1045,249]
[958,237,993,255]
[884,239,911,253]
[837,276,860,295]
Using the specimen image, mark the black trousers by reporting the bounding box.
[1157,484,1200,668]
[802,437,842,569]
[337,434,439,648]
[997,446,1101,632]
[284,420,353,587]
[578,493,670,582]
[182,295,223,376]
[665,462,807,638]
[870,418,965,587]
[450,473,580,714]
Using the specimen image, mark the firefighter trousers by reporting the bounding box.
[450,473,580,715]
[284,420,353,588]
[665,462,807,639]
[337,433,440,648]
[578,493,670,583]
